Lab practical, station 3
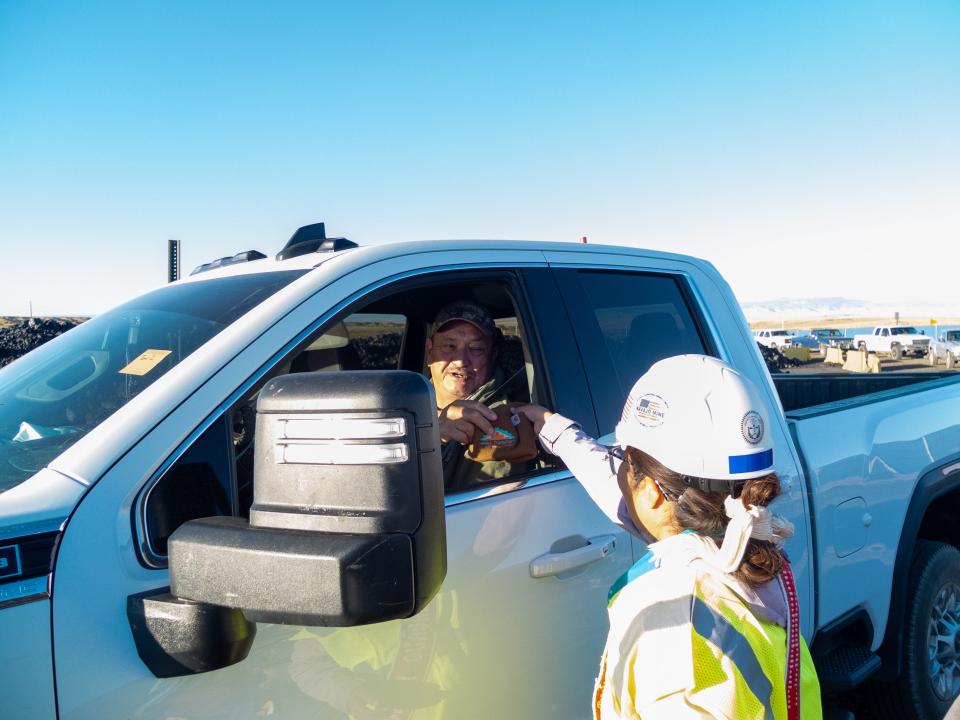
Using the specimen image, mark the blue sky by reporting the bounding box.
[1,1,958,316]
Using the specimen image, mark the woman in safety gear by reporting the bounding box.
[514,354,822,719]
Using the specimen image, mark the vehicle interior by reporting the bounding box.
[225,275,552,519]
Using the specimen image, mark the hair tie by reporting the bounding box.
[699,496,795,575]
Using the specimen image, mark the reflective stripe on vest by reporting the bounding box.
[692,595,775,720]
[611,594,775,718]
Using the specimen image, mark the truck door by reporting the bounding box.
[50,261,633,719]
[544,257,815,636]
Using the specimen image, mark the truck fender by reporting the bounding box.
[876,453,960,678]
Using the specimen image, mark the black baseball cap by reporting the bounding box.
[430,301,497,338]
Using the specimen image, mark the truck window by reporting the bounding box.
[138,274,555,566]
[555,269,710,432]
[141,415,235,557]
[289,314,406,373]
[0,270,307,496]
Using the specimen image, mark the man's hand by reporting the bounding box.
[510,404,554,437]
[438,400,498,445]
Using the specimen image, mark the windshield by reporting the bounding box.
[814,329,842,337]
[0,270,307,493]
[891,327,920,335]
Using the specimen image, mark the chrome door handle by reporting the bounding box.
[529,534,617,578]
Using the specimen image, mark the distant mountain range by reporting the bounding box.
[740,297,959,322]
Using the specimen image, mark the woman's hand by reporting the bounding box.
[511,404,554,437]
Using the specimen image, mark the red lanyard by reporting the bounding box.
[780,559,802,720]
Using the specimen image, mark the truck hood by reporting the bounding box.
[0,467,85,541]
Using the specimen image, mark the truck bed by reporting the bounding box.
[773,372,960,415]
[777,369,960,647]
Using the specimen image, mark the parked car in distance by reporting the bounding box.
[853,325,932,360]
[754,328,795,350]
[928,329,960,368]
[791,328,853,352]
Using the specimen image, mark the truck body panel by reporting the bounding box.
[1,237,959,716]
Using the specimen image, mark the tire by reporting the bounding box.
[859,341,868,352]
[929,348,938,366]
[891,343,903,361]
[867,541,960,720]
[949,353,956,370]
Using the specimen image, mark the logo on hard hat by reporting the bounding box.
[634,394,668,427]
[741,411,764,444]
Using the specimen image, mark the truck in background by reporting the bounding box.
[754,328,796,350]
[928,329,960,368]
[854,325,932,360]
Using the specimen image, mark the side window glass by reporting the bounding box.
[580,272,706,395]
[290,313,406,372]
[560,270,709,431]
[142,415,235,559]
[882,328,889,337]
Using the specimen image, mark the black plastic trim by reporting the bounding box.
[876,453,960,679]
[127,587,256,678]
[779,372,960,419]
[0,531,58,584]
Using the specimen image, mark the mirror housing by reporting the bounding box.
[168,370,445,627]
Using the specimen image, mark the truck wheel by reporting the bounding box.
[949,354,956,370]
[929,348,938,366]
[870,541,960,720]
[858,341,867,352]
[891,343,903,361]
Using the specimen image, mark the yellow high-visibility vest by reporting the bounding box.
[594,533,822,720]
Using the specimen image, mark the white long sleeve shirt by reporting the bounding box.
[537,412,654,544]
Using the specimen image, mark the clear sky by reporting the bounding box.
[1,1,958,316]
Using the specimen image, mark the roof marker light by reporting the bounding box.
[276,222,358,260]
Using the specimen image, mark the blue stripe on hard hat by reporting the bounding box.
[728,449,774,474]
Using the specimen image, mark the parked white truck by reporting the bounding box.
[3,226,960,720]
[928,330,960,369]
[754,328,796,350]
[854,325,932,360]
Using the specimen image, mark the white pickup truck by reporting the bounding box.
[3,226,960,720]
[754,328,796,350]
[928,330,960,368]
[854,325,933,360]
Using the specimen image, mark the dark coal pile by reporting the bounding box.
[352,333,403,370]
[758,342,802,374]
[0,318,82,368]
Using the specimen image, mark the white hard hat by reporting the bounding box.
[615,355,774,485]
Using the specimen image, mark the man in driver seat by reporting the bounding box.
[426,301,534,489]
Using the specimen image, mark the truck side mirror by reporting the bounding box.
[130,371,445,677]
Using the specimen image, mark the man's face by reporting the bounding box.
[427,320,494,402]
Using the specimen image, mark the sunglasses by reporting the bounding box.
[608,445,681,502]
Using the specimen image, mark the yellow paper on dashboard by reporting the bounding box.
[119,349,172,376]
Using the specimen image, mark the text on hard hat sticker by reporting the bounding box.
[741,411,764,444]
[634,394,668,427]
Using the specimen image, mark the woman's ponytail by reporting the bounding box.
[625,447,784,587]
